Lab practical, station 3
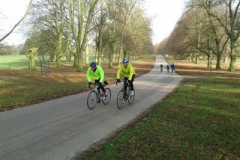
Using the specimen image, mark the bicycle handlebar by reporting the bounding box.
[115,80,120,85]
[115,80,129,86]
[88,83,100,89]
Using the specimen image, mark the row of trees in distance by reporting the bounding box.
[0,44,24,56]
[22,0,154,71]
[157,0,240,72]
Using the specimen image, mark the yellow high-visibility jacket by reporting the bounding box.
[117,63,135,80]
[87,65,104,83]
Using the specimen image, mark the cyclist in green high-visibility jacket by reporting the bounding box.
[87,62,105,94]
[116,58,135,97]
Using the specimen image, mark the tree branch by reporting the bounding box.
[0,0,33,42]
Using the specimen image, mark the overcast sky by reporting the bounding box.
[144,0,186,44]
[0,0,186,45]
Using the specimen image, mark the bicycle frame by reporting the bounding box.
[116,80,135,109]
[87,81,111,110]
[89,84,101,99]
[117,80,130,99]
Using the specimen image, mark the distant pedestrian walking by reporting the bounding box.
[166,65,170,73]
[160,64,163,72]
[171,63,175,72]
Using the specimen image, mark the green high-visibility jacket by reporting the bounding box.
[87,65,104,83]
[117,63,135,80]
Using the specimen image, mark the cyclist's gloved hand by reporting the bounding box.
[88,82,91,88]
[117,79,121,83]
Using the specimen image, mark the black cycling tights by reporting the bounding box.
[124,74,135,92]
[95,79,106,93]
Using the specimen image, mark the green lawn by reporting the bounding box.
[83,77,240,160]
[0,55,100,69]
[0,55,35,69]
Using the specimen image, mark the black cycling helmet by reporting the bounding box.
[90,61,97,67]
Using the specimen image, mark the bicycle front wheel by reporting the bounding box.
[102,88,111,105]
[87,91,97,110]
[117,90,124,109]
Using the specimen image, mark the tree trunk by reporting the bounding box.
[123,49,127,58]
[65,39,70,62]
[207,55,210,68]
[228,47,236,72]
[77,0,98,72]
[108,44,114,68]
[56,32,63,68]
[85,41,89,65]
[97,48,102,65]
[73,54,78,67]
[29,58,36,71]
[69,52,72,62]
[207,53,212,68]
[77,49,83,71]
[95,48,99,62]
[97,0,104,66]
[68,0,76,64]
[26,47,38,71]
[195,56,199,64]
[76,0,84,72]
[55,0,65,68]
[216,53,221,70]
[213,39,222,69]
[191,54,195,63]
[50,53,55,62]
[117,44,123,65]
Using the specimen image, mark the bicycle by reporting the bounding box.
[160,67,163,72]
[160,65,163,72]
[116,80,135,109]
[87,81,111,110]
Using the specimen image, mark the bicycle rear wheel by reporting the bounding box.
[87,91,97,110]
[128,90,135,104]
[117,90,124,109]
[102,88,111,105]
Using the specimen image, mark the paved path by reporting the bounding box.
[0,56,183,160]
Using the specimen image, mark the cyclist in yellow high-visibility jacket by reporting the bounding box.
[87,62,105,95]
[117,58,135,96]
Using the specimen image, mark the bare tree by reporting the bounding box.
[24,0,154,72]
[76,0,99,72]
[203,0,240,72]
[189,1,229,69]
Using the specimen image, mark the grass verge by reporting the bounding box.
[81,76,240,160]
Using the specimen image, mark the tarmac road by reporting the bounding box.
[0,56,183,160]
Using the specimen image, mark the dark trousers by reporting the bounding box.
[95,79,106,93]
[124,74,135,92]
